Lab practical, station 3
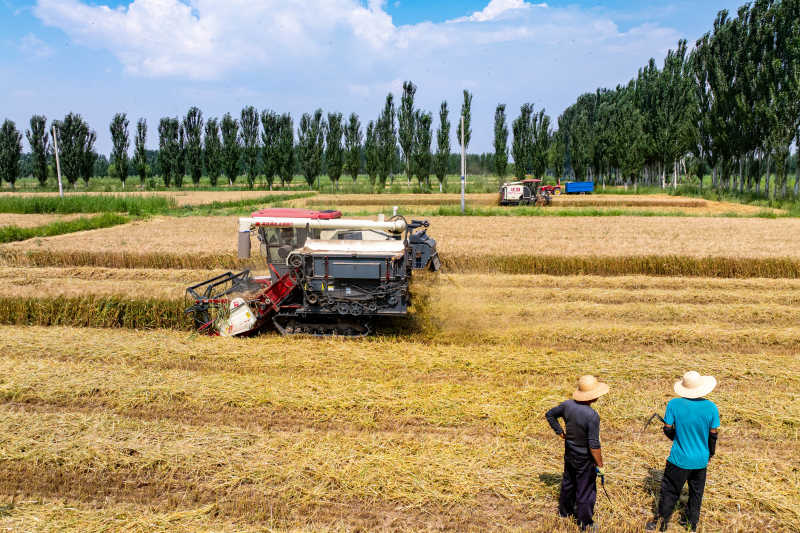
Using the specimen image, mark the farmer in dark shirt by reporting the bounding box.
[647,371,720,532]
[545,375,609,531]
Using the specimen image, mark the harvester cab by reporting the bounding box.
[185,208,439,337]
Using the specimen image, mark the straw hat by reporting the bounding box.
[674,371,717,399]
[573,375,610,402]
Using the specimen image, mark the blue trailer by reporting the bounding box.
[564,181,594,194]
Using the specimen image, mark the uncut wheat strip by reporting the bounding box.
[0,296,189,330]
[0,266,231,282]
[439,254,800,278]
[0,277,188,299]
[7,249,800,278]
[433,272,800,291]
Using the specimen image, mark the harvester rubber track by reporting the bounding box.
[272,313,371,337]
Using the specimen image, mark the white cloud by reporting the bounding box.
[450,0,547,23]
[18,33,53,58]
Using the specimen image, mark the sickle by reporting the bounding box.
[642,412,666,433]
[597,470,614,508]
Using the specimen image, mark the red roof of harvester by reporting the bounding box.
[250,207,342,219]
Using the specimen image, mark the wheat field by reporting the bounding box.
[2,198,800,531]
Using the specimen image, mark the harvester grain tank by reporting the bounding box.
[185,208,440,337]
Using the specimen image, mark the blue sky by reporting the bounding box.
[1,0,744,154]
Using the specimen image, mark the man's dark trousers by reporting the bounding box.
[559,452,597,528]
[658,461,707,528]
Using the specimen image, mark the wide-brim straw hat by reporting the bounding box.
[573,375,610,402]
[674,371,717,399]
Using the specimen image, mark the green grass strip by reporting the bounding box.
[0,213,129,244]
[0,194,174,215]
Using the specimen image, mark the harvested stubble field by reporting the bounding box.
[0,271,798,532]
[6,215,800,277]
[1,203,799,531]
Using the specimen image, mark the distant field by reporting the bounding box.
[302,193,776,216]
[6,215,800,259]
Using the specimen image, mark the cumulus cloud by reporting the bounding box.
[34,0,677,81]
[450,0,547,23]
[29,0,683,151]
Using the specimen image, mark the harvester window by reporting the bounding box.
[259,227,310,265]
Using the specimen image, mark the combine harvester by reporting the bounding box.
[186,208,440,337]
[499,178,594,206]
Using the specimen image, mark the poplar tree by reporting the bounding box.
[175,121,186,188]
[376,93,397,189]
[204,118,222,187]
[434,102,450,192]
[532,109,551,179]
[325,112,344,191]
[493,104,508,178]
[277,113,294,188]
[511,104,533,179]
[364,121,379,188]
[0,120,22,190]
[260,110,280,189]
[456,90,472,155]
[411,110,432,188]
[26,115,49,187]
[53,113,89,188]
[81,130,97,186]
[134,118,148,185]
[298,109,324,190]
[183,107,204,186]
[221,113,240,186]
[158,117,175,187]
[110,113,130,188]
[240,106,260,188]
[398,80,417,185]
[344,113,362,183]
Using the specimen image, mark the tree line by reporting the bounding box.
[0,87,484,191]
[552,0,800,198]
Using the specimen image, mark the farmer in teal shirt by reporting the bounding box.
[647,371,720,532]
